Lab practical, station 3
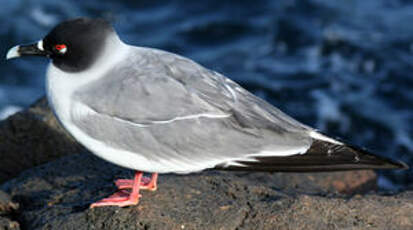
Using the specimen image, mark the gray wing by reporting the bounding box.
[72,47,314,173]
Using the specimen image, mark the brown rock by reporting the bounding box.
[330,170,377,194]
[0,190,19,230]
[0,190,18,215]
[0,217,20,230]
[235,170,377,195]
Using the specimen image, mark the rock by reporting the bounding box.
[241,170,377,195]
[0,217,20,230]
[0,190,18,215]
[0,190,19,230]
[0,97,83,183]
[329,170,377,194]
[1,153,411,230]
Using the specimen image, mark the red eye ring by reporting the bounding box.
[55,44,67,51]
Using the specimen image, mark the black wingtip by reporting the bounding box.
[345,143,409,170]
[375,158,409,170]
[217,139,409,172]
[376,157,409,170]
[395,160,409,170]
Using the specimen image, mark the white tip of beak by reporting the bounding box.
[6,45,20,60]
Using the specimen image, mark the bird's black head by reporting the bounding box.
[7,18,115,72]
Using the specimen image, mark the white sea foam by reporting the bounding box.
[0,105,22,120]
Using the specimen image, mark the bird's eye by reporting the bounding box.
[54,44,67,54]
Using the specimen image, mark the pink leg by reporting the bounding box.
[90,171,143,208]
[115,173,158,191]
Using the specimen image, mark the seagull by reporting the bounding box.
[6,18,407,208]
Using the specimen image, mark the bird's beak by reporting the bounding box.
[6,41,48,60]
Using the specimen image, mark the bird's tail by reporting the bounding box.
[217,139,408,172]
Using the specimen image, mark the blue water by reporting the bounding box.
[1,0,412,188]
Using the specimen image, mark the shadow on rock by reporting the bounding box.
[0,97,83,183]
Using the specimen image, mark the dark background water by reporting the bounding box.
[1,0,412,189]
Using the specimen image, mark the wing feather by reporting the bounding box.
[71,47,313,173]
